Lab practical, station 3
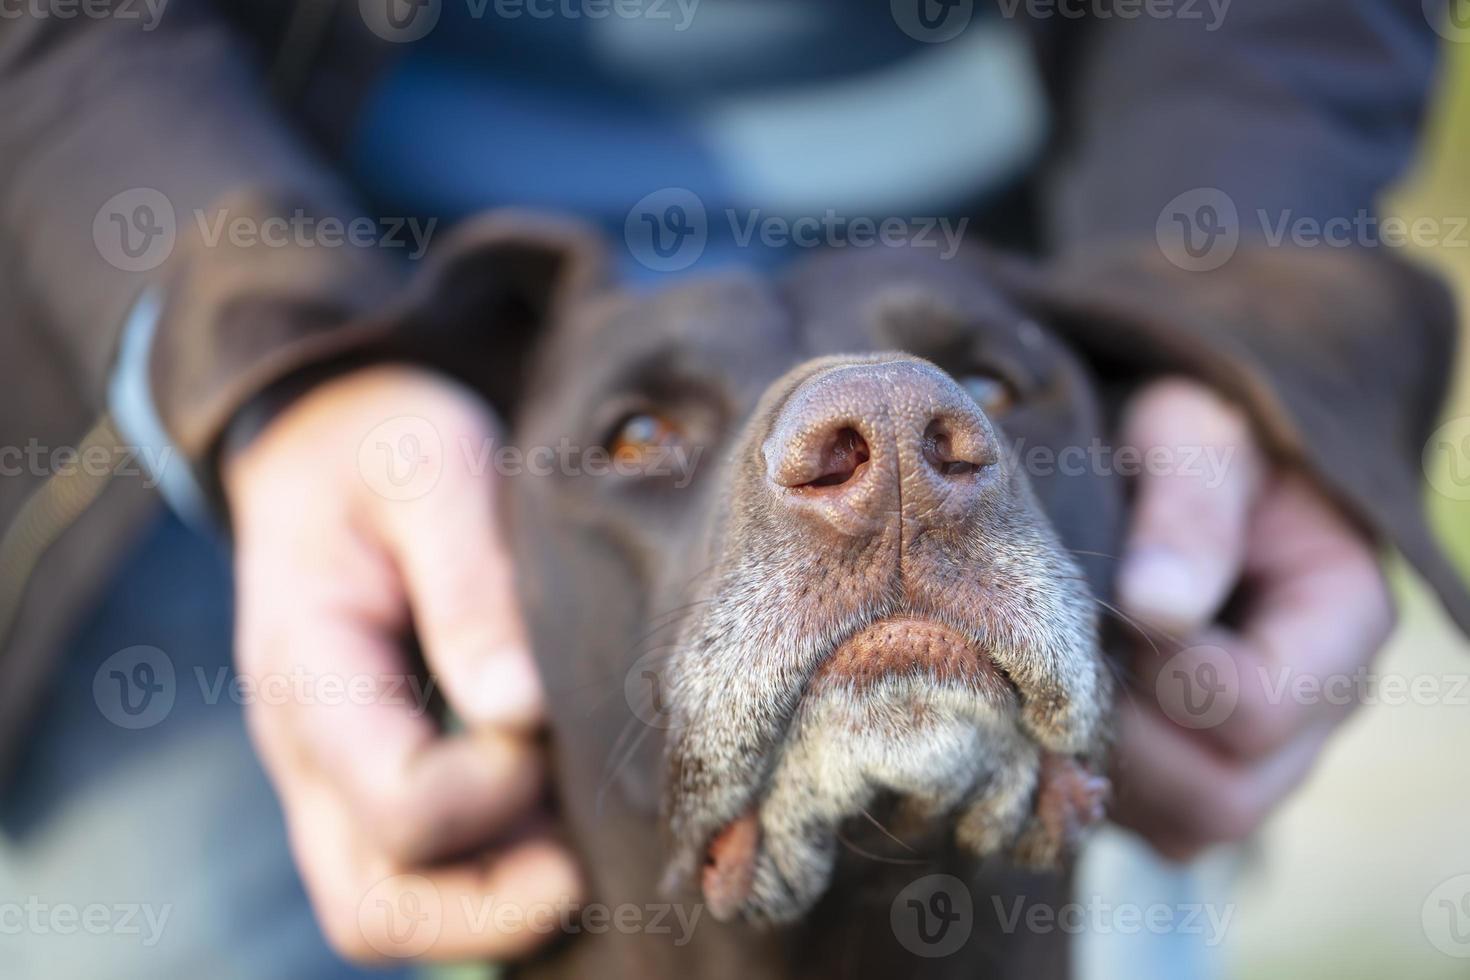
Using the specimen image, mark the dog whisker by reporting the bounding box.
[1066,548,1124,562]
[1090,596,1175,655]
[833,827,929,866]
[857,806,916,854]
[597,719,653,818]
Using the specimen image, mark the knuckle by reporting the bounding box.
[363,794,438,866]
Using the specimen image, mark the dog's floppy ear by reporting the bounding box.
[1009,243,1470,637]
[380,209,608,421]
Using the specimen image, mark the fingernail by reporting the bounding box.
[1118,547,1208,631]
[473,647,546,727]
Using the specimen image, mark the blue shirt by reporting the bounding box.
[349,0,1045,278]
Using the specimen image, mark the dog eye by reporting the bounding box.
[959,372,1016,417]
[608,412,684,464]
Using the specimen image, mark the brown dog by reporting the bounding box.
[378,212,1470,980]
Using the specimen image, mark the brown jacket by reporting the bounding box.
[0,0,1465,776]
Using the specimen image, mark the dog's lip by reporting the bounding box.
[696,614,1015,919]
[701,808,761,921]
[804,614,1013,696]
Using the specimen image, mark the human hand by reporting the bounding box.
[224,365,582,961]
[1108,377,1394,860]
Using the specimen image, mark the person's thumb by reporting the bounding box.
[374,416,545,731]
[1116,377,1265,635]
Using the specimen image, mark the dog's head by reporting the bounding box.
[438,216,1123,932]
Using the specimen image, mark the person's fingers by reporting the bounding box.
[279,771,584,963]
[372,402,545,732]
[247,607,546,866]
[1206,474,1393,760]
[1110,696,1335,861]
[1130,474,1393,761]
[226,366,580,966]
[1116,377,1266,635]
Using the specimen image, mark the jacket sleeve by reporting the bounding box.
[0,3,406,488]
[1028,0,1470,632]
[1036,0,1440,248]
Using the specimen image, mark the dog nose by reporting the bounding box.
[762,357,1001,535]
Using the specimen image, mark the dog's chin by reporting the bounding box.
[694,617,1044,925]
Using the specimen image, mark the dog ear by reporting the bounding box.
[378,210,609,422]
[1012,244,1470,638]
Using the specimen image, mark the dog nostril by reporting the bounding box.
[800,427,871,489]
[923,420,981,478]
